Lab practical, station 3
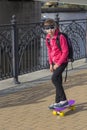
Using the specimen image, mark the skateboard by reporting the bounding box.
[52,100,75,117]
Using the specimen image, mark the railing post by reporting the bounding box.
[85,18,87,62]
[11,15,20,84]
[55,1,59,26]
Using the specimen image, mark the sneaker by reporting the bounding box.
[54,101,69,108]
[48,103,58,109]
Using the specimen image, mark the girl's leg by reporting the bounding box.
[55,74,67,102]
[52,63,67,103]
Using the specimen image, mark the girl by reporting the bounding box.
[44,18,69,109]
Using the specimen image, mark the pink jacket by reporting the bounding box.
[46,29,69,66]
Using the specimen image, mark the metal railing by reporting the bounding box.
[0,16,87,83]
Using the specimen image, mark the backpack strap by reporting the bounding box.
[56,32,62,51]
[47,38,50,45]
[65,65,68,82]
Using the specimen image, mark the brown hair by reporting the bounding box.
[44,18,56,26]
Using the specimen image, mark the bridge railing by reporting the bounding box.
[0,16,87,83]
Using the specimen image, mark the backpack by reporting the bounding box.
[56,32,74,63]
[47,32,74,82]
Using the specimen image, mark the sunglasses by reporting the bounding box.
[44,25,55,30]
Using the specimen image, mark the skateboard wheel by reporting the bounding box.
[70,106,76,110]
[52,110,57,115]
[59,112,64,117]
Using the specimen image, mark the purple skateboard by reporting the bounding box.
[55,99,75,111]
[53,100,75,116]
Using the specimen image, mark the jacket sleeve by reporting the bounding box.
[57,34,69,66]
[46,40,53,65]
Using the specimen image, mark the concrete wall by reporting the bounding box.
[0,1,41,24]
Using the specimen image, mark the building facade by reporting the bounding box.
[0,1,41,24]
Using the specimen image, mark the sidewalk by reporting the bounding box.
[0,59,87,130]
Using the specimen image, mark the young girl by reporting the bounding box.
[44,18,69,109]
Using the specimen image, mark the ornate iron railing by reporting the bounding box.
[0,16,87,83]
[59,19,86,60]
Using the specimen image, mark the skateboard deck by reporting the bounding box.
[52,99,75,117]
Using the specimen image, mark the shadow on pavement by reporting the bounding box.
[0,69,87,109]
[63,101,87,116]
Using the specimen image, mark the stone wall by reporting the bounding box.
[0,1,41,24]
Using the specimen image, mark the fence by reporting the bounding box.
[0,15,87,83]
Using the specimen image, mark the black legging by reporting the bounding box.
[51,63,68,103]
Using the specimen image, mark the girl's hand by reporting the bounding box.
[50,64,53,72]
[53,64,59,70]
